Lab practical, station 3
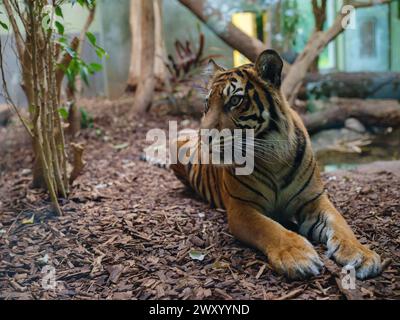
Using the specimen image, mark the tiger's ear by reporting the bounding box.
[208,59,225,74]
[255,50,283,88]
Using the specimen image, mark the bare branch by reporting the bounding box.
[282,0,392,104]
[177,0,291,74]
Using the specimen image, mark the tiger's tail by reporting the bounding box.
[139,144,170,170]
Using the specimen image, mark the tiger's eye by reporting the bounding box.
[229,95,243,108]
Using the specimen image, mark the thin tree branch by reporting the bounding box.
[177,0,291,74]
[282,0,392,104]
[3,0,26,60]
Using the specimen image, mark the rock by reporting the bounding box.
[0,104,12,126]
[180,119,191,127]
[345,118,366,133]
[311,128,369,153]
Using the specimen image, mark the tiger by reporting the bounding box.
[148,49,382,280]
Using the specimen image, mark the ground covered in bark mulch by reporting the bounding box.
[0,98,399,300]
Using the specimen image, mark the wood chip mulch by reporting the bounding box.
[0,99,399,300]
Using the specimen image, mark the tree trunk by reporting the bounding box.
[299,72,400,100]
[154,0,168,89]
[132,0,156,113]
[127,0,142,92]
[127,0,168,92]
[309,0,327,73]
[302,99,400,134]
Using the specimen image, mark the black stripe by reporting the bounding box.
[188,140,201,169]
[252,90,264,116]
[317,216,328,242]
[205,167,216,208]
[281,125,307,189]
[254,166,277,193]
[224,182,265,213]
[228,171,270,203]
[285,161,317,210]
[213,167,223,208]
[187,148,198,186]
[235,70,244,78]
[296,191,325,223]
[262,90,280,132]
[186,159,193,177]
[245,80,254,91]
[239,114,258,122]
[195,165,203,195]
[330,244,341,256]
[237,123,252,130]
[313,213,327,240]
[307,212,323,240]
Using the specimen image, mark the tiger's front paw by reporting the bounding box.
[267,232,323,280]
[327,236,381,279]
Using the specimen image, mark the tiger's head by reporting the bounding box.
[201,50,286,137]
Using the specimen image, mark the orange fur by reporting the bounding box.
[170,50,381,279]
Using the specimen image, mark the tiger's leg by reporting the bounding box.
[298,194,381,279]
[227,198,323,279]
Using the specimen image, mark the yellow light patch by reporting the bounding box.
[232,12,257,67]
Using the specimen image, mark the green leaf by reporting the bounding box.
[58,107,69,120]
[80,107,94,129]
[189,250,206,261]
[86,31,97,46]
[88,62,102,73]
[95,47,109,59]
[55,21,64,35]
[80,65,90,86]
[86,32,109,60]
[0,21,8,30]
[55,6,64,18]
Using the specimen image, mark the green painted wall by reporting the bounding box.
[390,1,400,71]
